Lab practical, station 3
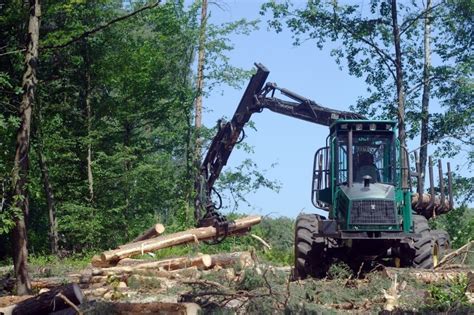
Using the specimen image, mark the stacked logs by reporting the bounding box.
[0,217,261,314]
[92,216,261,267]
[80,216,260,299]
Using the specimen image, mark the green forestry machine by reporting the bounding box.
[195,63,454,278]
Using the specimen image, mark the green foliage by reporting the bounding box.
[236,268,266,291]
[127,274,162,291]
[28,253,92,278]
[327,261,352,280]
[0,0,274,257]
[430,206,474,249]
[261,0,473,195]
[426,276,469,312]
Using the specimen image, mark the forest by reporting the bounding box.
[0,0,473,313]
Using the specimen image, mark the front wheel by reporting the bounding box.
[293,214,328,280]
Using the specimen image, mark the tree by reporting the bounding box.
[0,0,278,262]
[261,0,472,191]
[11,0,41,295]
[194,0,207,160]
[419,0,432,191]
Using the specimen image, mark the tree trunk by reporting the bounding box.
[84,302,199,315]
[193,0,208,222]
[98,216,260,265]
[11,0,41,295]
[37,142,59,254]
[35,100,58,254]
[98,254,212,275]
[82,40,94,204]
[125,223,165,244]
[208,251,254,269]
[419,0,432,192]
[194,0,207,153]
[391,0,407,188]
[0,283,84,315]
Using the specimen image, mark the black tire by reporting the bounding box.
[293,214,327,280]
[411,215,437,269]
[432,229,450,258]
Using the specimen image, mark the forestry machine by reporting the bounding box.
[195,63,454,278]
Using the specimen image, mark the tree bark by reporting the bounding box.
[98,216,260,265]
[37,142,59,254]
[81,302,199,315]
[35,100,58,254]
[82,40,94,204]
[391,0,407,188]
[0,283,84,315]
[208,251,254,269]
[97,254,212,275]
[419,0,432,192]
[194,0,207,153]
[411,193,448,218]
[11,0,41,295]
[126,223,165,244]
[193,0,208,222]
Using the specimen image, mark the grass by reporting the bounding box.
[28,252,93,277]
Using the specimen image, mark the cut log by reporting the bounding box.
[98,216,261,265]
[209,251,254,269]
[116,258,149,266]
[0,283,83,315]
[411,193,443,213]
[31,277,79,289]
[97,254,212,275]
[383,267,470,284]
[125,223,165,245]
[128,266,201,280]
[88,301,200,315]
[91,255,113,268]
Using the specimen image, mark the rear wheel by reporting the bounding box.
[293,214,328,280]
[432,229,450,259]
[411,215,437,269]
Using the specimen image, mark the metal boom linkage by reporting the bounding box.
[195,63,364,240]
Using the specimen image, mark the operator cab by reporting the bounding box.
[313,121,398,204]
[335,124,397,186]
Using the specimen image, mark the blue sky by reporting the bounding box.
[201,1,471,218]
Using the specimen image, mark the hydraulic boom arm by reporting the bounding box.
[195,63,365,233]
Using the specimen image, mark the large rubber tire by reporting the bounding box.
[411,215,437,269]
[432,229,450,258]
[293,214,327,280]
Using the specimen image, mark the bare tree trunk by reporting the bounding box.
[391,0,407,187]
[11,0,41,295]
[82,40,94,204]
[194,0,207,159]
[193,0,208,222]
[419,0,432,192]
[37,133,59,254]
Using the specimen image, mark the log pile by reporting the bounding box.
[411,193,451,217]
[75,217,260,300]
[1,217,262,314]
[93,216,261,267]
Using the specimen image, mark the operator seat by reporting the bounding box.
[355,152,379,183]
